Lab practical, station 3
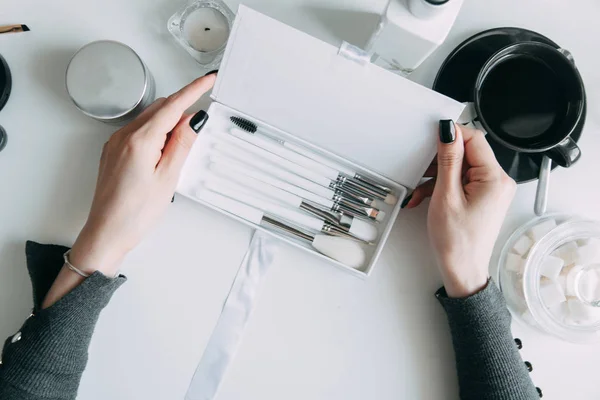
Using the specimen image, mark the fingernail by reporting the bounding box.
[190,110,209,133]
[401,194,413,209]
[171,195,175,203]
[203,69,219,77]
[439,119,456,144]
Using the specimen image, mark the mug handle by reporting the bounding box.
[544,137,581,168]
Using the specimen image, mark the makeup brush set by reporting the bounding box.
[176,6,464,277]
[190,114,399,269]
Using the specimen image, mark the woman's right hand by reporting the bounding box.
[403,121,516,298]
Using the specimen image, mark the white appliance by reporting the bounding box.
[366,0,465,75]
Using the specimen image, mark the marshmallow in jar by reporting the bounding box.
[498,215,600,343]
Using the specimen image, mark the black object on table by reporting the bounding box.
[433,27,586,184]
[0,53,11,152]
[0,53,10,112]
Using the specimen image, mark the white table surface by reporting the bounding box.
[2,0,600,399]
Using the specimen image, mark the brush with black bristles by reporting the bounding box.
[229,115,398,205]
[0,24,30,35]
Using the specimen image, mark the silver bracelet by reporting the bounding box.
[63,250,91,278]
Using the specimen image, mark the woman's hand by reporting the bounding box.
[403,121,516,298]
[42,75,215,308]
[72,75,215,275]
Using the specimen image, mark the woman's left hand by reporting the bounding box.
[42,75,215,308]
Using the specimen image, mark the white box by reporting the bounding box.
[177,5,464,278]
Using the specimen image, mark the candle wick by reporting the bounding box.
[204,27,211,31]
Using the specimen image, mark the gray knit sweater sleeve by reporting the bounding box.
[0,241,126,400]
[1,243,539,400]
[436,280,540,400]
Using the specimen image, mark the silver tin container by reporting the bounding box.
[66,40,155,124]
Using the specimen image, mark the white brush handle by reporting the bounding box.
[210,155,335,209]
[212,144,336,199]
[204,180,325,232]
[195,189,264,225]
[213,134,332,187]
[230,128,340,180]
[282,141,356,177]
[209,163,302,208]
[206,170,382,241]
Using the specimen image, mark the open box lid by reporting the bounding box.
[212,5,465,189]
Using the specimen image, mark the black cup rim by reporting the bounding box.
[473,41,585,153]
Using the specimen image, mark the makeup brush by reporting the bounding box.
[205,170,378,242]
[0,24,30,35]
[212,132,385,205]
[224,127,395,204]
[212,137,381,207]
[203,178,374,243]
[211,154,336,208]
[210,154,384,222]
[208,163,379,242]
[210,151,385,222]
[230,116,396,201]
[195,189,367,269]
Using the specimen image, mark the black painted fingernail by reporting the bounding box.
[401,194,413,208]
[203,69,219,77]
[190,110,209,133]
[171,195,175,203]
[439,119,456,144]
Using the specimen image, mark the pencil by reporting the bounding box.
[0,24,30,35]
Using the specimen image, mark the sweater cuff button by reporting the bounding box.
[514,338,522,349]
[11,331,22,343]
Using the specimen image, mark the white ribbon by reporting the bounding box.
[185,231,279,400]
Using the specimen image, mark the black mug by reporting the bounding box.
[473,42,585,168]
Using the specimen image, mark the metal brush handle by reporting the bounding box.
[353,174,392,194]
[333,192,371,207]
[336,179,387,200]
[299,202,341,225]
[340,176,389,199]
[345,180,387,200]
[335,182,381,202]
[335,197,378,219]
[262,215,314,242]
[334,203,376,221]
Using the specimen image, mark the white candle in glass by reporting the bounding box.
[183,7,230,53]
